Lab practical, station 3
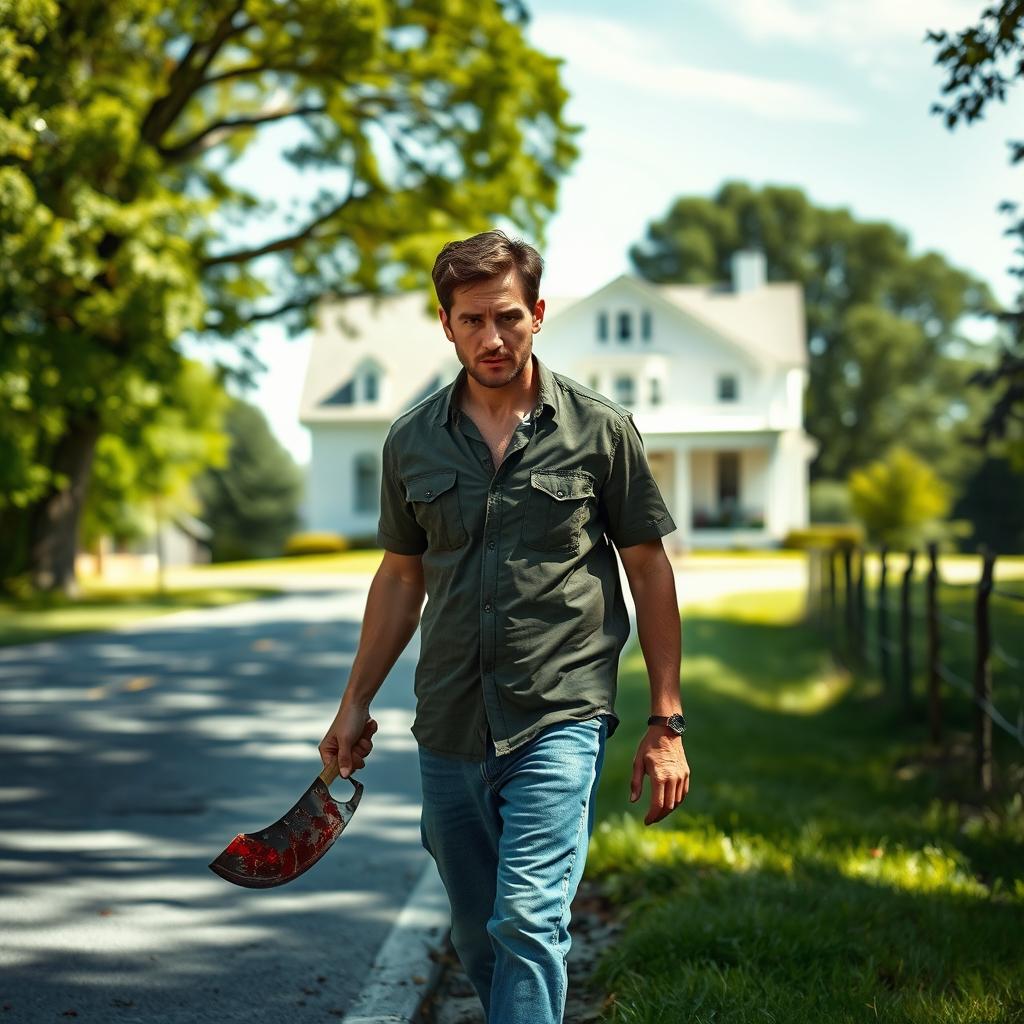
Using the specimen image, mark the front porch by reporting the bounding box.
[646,440,805,551]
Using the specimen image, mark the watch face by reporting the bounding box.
[668,713,686,734]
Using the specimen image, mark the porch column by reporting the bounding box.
[673,445,691,552]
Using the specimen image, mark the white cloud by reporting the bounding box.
[713,0,979,50]
[531,13,862,124]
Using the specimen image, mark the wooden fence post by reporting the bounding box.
[926,541,942,745]
[843,546,855,660]
[878,544,890,693]
[900,549,916,715]
[973,548,995,794]
[856,546,867,665]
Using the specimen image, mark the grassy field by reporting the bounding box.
[586,588,1024,1024]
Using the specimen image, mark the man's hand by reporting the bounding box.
[319,703,378,779]
[629,727,690,825]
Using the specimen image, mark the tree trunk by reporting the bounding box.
[26,415,102,596]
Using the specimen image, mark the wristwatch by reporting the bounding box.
[648,713,686,735]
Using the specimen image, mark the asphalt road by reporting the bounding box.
[0,582,430,1024]
[0,558,809,1023]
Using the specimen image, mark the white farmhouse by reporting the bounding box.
[299,250,817,552]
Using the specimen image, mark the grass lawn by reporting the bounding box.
[586,588,1024,1024]
[0,583,279,647]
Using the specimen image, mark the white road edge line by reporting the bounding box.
[341,858,451,1024]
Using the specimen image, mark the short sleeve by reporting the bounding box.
[601,413,677,549]
[376,432,428,555]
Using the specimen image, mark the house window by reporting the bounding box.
[641,310,652,341]
[597,312,608,342]
[354,453,378,514]
[718,374,738,401]
[613,375,635,406]
[649,378,662,406]
[617,311,632,342]
[363,370,379,403]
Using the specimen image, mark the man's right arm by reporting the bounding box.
[318,550,425,778]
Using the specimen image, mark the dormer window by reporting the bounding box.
[718,374,738,401]
[641,310,652,341]
[617,311,632,342]
[614,375,635,406]
[597,312,608,342]
[363,370,379,403]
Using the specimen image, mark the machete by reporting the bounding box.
[209,761,363,889]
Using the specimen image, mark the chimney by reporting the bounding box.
[731,249,766,293]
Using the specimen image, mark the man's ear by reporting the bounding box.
[532,297,546,333]
[438,305,454,342]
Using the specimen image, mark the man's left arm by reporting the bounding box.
[618,539,690,826]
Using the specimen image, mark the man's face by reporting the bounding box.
[439,270,544,394]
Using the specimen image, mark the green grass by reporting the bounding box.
[586,589,1024,1024]
[0,584,279,647]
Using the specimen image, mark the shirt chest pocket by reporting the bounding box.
[405,469,469,552]
[522,470,597,553]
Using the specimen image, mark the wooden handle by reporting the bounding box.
[319,760,340,785]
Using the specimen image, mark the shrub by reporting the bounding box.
[782,524,865,550]
[283,532,350,556]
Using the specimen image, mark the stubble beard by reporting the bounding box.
[464,345,531,391]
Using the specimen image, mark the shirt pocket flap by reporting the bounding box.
[405,469,457,504]
[530,470,595,501]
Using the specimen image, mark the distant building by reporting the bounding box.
[299,251,817,551]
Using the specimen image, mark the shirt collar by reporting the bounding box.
[434,352,559,428]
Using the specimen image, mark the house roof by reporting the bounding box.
[300,274,805,424]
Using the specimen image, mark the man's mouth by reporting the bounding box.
[482,357,507,365]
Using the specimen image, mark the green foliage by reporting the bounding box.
[0,0,577,589]
[928,5,1024,468]
[628,182,998,488]
[950,455,1024,555]
[81,358,230,547]
[808,478,853,523]
[194,400,302,562]
[847,445,955,548]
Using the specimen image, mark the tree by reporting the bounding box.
[193,399,303,562]
[847,446,955,549]
[0,0,578,593]
[628,182,998,485]
[80,357,230,563]
[929,0,1024,468]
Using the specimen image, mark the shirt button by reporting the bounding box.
[484,602,492,612]
[487,540,495,551]
[425,489,433,497]
[556,489,564,497]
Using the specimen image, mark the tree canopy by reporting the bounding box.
[629,181,998,485]
[928,0,1024,467]
[0,0,578,592]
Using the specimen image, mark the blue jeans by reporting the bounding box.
[418,715,608,1024]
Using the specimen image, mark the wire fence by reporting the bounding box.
[805,542,1024,794]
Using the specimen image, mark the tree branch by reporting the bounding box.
[201,178,369,267]
[158,102,328,164]
[140,1,254,147]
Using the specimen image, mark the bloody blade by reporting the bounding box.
[209,760,363,889]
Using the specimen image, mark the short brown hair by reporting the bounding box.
[431,229,544,317]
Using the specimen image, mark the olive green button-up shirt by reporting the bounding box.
[376,353,676,761]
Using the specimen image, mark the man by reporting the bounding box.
[319,229,690,1024]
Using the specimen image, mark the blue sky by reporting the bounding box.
[190,0,1021,464]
